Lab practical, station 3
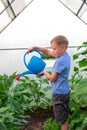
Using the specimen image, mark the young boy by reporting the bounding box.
[28,35,71,130]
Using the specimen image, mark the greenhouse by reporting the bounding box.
[0,0,87,130]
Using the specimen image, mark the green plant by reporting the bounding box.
[44,118,60,130]
[42,53,54,60]
[0,72,52,129]
[0,72,16,107]
[15,75,52,111]
[69,41,87,130]
[68,76,87,129]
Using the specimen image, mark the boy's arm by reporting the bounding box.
[27,46,55,57]
[39,71,58,82]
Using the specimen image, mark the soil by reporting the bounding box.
[21,107,54,130]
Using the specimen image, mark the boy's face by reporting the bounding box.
[51,42,66,57]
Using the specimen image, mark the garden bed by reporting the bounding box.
[21,107,54,130]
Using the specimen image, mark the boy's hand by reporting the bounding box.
[27,47,34,52]
[38,71,44,76]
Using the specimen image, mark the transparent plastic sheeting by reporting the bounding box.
[0,0,33,32]
[58,0,87,24]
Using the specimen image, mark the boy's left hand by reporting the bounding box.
[38,71,44,76]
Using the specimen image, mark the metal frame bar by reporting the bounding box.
[58,0,87,25]
[76,0,86,16]
[0,46,79,51]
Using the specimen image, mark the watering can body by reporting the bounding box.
[16,50,46,80]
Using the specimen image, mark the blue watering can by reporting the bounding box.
[15,50,46,80]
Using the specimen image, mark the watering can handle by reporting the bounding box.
[23,49,42,69]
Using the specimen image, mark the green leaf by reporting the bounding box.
[83,117,87,125]
[73,54,78,60]
[77,42,87,50]
[73,66,79,72]
[75,78,87,94]
[0,107,10,113]
[81,67,87,72]
[78,58,87,67]
[81,49,87,55]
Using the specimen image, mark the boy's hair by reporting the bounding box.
[51,35,69,48]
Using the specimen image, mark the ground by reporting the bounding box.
[21,107,54,130]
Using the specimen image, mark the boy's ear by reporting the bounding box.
[62,45,65,50]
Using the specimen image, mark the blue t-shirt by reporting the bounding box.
[51,52,71,94]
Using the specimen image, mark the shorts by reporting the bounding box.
[52,93,70,124]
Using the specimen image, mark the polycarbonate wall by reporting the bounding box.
[58,0,87,24]
[0,0,34,32]
[0,0,87,78]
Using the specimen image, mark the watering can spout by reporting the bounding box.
[15,70,33,81]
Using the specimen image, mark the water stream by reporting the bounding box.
[9,79,18,96]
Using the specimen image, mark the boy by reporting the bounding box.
[28,35,71,130]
